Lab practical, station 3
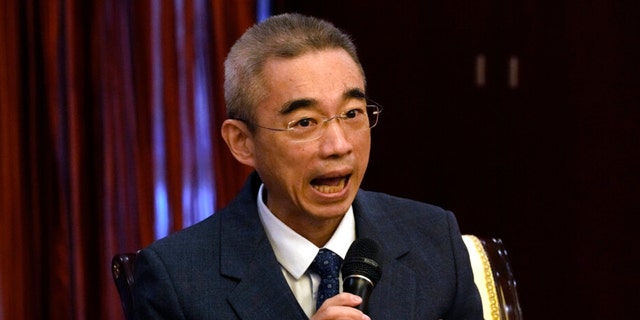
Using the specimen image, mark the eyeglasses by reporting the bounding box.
[238,101,382,142]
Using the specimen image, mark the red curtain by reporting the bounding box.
[0,0,254,318]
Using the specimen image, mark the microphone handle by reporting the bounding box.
[343,275,374,313]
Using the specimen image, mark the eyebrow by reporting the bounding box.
[278,88,367,115]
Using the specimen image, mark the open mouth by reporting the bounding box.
[311,175,350,194]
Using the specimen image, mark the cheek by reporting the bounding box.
[256,137,311,168]
[355,135,372,156]
[356,138,372,172]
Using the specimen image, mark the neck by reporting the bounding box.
[279,213,343,248]
[261,186,345,247]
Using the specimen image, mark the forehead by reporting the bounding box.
[259,49,365,114]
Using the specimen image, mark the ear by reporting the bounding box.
[221,119,257,168]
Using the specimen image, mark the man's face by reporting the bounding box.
[251,48,370,227]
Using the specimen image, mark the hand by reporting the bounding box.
[310,293,371,320]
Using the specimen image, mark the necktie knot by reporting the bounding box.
[309,249,343,310]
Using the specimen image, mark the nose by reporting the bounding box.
[318,118,352,157]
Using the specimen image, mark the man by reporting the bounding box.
[133,13,482,320]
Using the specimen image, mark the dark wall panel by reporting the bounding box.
[273,1,639,318]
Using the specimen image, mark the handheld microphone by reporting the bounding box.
[341,238,382,314]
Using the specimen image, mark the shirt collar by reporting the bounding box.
[257,183,356,279]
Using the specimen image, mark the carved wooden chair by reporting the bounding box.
[111,253,137,320]
[462,235,523,320]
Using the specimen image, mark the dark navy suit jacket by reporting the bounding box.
[133,172,482,319]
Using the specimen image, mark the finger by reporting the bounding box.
[320,293,363,309]
[312,293,372,320]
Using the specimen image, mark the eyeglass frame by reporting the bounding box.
[233,99,383,142]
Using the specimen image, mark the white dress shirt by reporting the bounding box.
[257,184,356,318]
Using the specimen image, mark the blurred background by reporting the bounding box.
[1,0,638,319]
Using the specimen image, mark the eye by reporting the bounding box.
[344,108,364,119]
[290,117,318,129]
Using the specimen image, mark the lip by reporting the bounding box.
[310,172,352,196]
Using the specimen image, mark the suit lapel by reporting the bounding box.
[225,240,306,319]
[354,193,417,319]
[218,176,307,319]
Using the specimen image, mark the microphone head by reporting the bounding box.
[341,238,382,285]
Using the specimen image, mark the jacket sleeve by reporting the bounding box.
[133,248,186,320]
[443,210,484,320]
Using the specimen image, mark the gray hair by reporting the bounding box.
[223,13,364,127]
